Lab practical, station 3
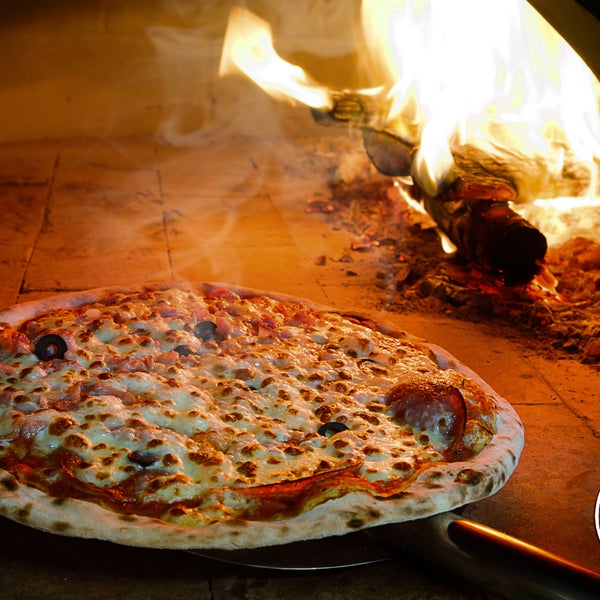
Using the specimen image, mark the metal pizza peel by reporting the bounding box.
[192,511,600,600]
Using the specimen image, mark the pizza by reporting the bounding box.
[0,282,523,550]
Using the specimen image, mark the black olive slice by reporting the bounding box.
[128,451,159,467]
[174,344,195,356]
[34,334,68,361]
[318,421,349,437]
[193,321,217,341]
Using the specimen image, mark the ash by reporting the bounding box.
[302,138,600,365]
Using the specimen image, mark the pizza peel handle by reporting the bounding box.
[374,513,600,600]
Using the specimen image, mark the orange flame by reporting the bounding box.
[219,1,600,244]
[218,6,332,110]
[358,0,600,197]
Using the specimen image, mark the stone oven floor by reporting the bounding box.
[0,135,599,599]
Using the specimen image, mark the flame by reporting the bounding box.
[515,196,600,246]
[220,1,600,245]
[218,6,331,110]
[358,0,600,196]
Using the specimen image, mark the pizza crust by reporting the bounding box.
[0,282,524,550]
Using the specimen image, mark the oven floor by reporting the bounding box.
[0,135,599,599]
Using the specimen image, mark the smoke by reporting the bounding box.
[146,0,361,146]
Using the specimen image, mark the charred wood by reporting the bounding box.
[362,128,413,177]
[421,195,547,285]
[311,97,550,284]
[310,93,376,129]
[416,155,548,284]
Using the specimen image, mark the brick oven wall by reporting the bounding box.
[0,0,362,143]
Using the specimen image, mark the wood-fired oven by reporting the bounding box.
[0,1,599,598]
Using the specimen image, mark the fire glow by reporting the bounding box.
[219,0,600,247]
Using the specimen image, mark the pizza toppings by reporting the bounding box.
[34,334,68,361]
[317,421,349,437]
[193,321,217,342]
[0,283,503,537]
[128,450,160,467]
[385,377,468,458]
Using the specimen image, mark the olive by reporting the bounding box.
[34,334,67,361]
[193,321,217,341]
[318,421,349,437]
[174,344,195,356]
[128,451,158,467]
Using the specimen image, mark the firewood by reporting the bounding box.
[311,96,552,284]
[421,195,547,285]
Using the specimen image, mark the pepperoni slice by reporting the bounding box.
[385,377,467,460]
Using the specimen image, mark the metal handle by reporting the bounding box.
[374,512,600,599]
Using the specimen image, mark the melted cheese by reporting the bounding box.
[0,286,490,523]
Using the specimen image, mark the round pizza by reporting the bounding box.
[0,282,523,550]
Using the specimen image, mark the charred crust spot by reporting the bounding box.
[16,504,32,521]
[0,476,18,492]
[389,490,413,500]
[52,521,72,532]
[51,497,67,506]
[187,451,223,467]
[233,367,254,380]
[347,518,365,529]
[423,481,444,490]
[237,461,257,478]
[128,451,159,467]
[48,417,75,436]
[223,411,244,423]
[333,382,349,393]
[315,405,337,422]
[277,389,291,401]
[119,514,138,522]
[366,509,381,520]
[333,439,349,449]
[307,373,324,382]
[147,438,164,448]
[64,434,90,449]
[357,411,381,425]
[284,445,303,456]
[393,461,413,471]
[418,433,430,445]
[127,418,146,429]
[162,453,179,467]
[146,479,163,494]
[260,376,274,388]
[241,444,259,457]
[454,468,484,485]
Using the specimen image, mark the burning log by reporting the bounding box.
[312,99,548,285]
[412,149,548,285]
[421,196,547,285]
